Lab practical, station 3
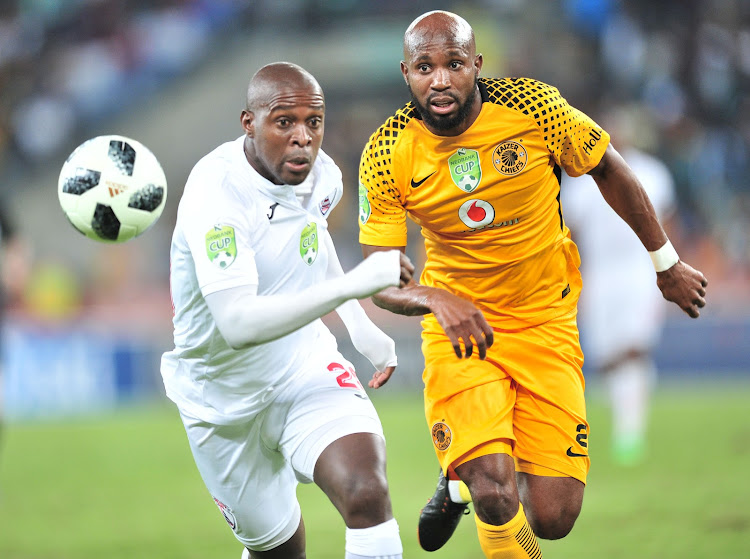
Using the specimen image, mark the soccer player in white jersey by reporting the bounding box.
[562,106,677,465]
[161,62,413,559]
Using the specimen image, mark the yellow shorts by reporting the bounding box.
[422,309,589,483]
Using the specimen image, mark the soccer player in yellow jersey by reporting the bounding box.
[358,10,709,558]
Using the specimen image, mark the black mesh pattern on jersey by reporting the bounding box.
[482,77,586,163]
[359,103,417,220]
[128,184,164,212]
[108,140,136,176]
[92,203,120,240]
[62,168,101,195]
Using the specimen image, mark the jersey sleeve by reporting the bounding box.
[181,164,260,296]
[358,115,409,247]
[484,78,610,177]
[536,82,609,177]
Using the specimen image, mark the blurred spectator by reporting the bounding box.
[562,104,677,465]
[0,0,747,317]
[0,195,31,456]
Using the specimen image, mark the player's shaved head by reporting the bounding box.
[403,10,476,62]
[245,62,324,111]
[240,61,325,185]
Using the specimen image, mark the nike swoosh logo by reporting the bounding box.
[410,171,436,189]
[566,447,588,458]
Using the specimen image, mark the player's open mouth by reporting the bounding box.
[430,97,456,115]
[285,158,310,172]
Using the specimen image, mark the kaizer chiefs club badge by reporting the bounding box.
[432,421,453,451]
[493,140,527,175]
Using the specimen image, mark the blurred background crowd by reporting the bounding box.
[0,0,748,418]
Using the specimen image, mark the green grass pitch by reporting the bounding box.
[1,382,749,558]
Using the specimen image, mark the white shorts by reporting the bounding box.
[580,266,666,367]
[178,352,384,552]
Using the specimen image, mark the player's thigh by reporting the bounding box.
[422,330,516,473]
[275,355,385,485]
[502,310,589,483]
[179,410,300,552]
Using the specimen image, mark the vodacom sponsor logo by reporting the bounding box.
[458,198,521,231]
[458,199,495,228]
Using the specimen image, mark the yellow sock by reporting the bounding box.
[475,502,542,559]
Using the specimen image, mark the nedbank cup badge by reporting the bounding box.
[300,222,318,265]
[205,225,237,269]
[493,140,527,175]
[358,182,371,224]
[449,148,482,192]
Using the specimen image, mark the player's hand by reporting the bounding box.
[656,261,708,318]
[429,289,494,359]
[398,252,415,288]
[348,250,402,297]
[368,365,396,389]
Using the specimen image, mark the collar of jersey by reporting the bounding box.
[234,136,305,207]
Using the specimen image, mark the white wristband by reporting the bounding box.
[649,240,679,272]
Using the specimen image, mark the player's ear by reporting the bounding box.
[475,53,483,76]
[240,110,255,137]
[400,61,409,85]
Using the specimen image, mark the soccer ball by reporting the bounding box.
[58,135,167,243]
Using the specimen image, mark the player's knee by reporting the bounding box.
[527,500,581,540]
[470,480,519,525]
[338,472,391,525]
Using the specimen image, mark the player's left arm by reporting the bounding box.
[587,144,708,318]
[326,233,414,388]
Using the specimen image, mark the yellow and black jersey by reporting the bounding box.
[358,77,610,328]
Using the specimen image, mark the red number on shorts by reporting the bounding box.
[327,362,364,390]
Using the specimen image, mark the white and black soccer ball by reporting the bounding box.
[58,135,167,243]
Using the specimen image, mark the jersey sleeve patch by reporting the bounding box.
[358,181,371,224]
[205,225,237,269]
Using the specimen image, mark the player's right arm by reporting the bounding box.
[588,144,708,318]
[206,249,402,349]
[361,244,494,360]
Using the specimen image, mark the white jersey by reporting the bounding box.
[562,147,676,365]
[161,136,344,424]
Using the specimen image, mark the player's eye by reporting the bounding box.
[418,64,430,72]
[309,117,322,128]
[450,61,462,69]
[277,118,291,127]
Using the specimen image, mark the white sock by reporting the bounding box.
[448,479,471,504]
[241,548,250,559]
[608,357,656,444]
[345,518,403,558]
